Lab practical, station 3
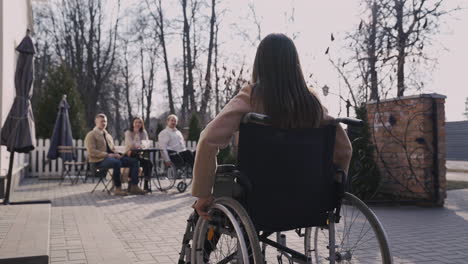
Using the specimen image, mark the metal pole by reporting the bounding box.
[346,100,351,117]
[3,152,15,205]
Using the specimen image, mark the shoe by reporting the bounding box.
[113,187,128,196]
[129,184,147,195]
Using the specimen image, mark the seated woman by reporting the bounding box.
[191,33,353,219]
[124,117,153,191]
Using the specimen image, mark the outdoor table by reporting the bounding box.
[130,148,163,192]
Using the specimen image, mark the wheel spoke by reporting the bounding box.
[310,193,392,264]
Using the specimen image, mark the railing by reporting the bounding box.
[28,138,197,179]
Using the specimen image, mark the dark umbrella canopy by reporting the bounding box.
[1,34,36,204]
[0,35,36,153]
[47,95,75,161]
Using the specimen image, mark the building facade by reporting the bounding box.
[0,0,34,183]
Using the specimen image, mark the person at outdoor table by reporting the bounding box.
[84,113,146,195]
[124,117,153,191]
[191,33,353,219]
[158,114,195,168]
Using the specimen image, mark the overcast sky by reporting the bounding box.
[219,0,468,121]
[119,0,468,121]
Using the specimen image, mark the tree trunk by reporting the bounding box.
[369,2,379,101]
[182,0,196,113]
[157,0,175,114]
[122,42,133,122]
[199,0,216,117]
[182,26,188,121]
[140,45,146,120]
[114,85,122,141]
[214,23,220,115]
[145,48,157,129]
[395,0,406,97]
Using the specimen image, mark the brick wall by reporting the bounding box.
[366,94,446,205]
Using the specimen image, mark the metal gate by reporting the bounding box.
[446,121,468,161]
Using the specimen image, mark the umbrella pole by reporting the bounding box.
[3,152,15,205]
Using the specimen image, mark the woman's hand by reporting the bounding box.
[127,150,132,157]
[192,196,214,220]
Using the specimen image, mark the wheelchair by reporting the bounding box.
[153,150,194,193]
[178,113,392,263]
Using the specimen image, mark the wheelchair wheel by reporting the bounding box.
[182,165,193,186]
[177,181,188,193]
[191,197,263,263]
[178,212,198,264]
[154,159,177,191]
[304,192,392,264]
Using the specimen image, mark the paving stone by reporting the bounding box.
[5,177,468,263]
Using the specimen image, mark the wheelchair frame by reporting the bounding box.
[178,113,392,264]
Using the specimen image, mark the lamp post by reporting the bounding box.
[322,85,351,117]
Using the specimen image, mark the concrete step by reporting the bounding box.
[0,203,50,264]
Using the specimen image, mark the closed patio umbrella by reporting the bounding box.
[47,95,75,162]
[0,34,36,205]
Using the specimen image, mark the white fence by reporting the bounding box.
[29,138,197,179]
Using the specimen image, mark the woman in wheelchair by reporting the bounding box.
[184,33,392,263]
[192,33,351,219]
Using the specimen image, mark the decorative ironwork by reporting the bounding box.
[367,96,442,203]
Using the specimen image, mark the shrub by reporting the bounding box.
[188,113,202,142]
[347,105,381,200]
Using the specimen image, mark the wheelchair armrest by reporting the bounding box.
[213,165,244,198]
[334,166,347,197]
[216,164,237,174]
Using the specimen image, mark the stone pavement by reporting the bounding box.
[4,177,468,264]
[0,203,50,263]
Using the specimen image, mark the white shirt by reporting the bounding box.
[158,127,186,161]
[124,130,149,153]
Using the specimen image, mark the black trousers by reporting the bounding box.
[169,150,195,168]
[137,157,153,180]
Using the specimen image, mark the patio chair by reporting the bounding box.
[59,146,87,185]
[89,163,112,194]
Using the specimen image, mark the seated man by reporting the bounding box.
[158,114,195,169]
[85,113,146,195]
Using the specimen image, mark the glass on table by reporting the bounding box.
[141,140,151,149]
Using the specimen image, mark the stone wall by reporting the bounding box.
[366,94,446,205]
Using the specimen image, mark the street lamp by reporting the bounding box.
[321,85,352,117]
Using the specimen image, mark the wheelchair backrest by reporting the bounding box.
[238,113,338,231]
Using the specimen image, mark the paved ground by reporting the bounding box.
[4,173,468,264]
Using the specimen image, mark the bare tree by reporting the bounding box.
[248,1,262,43]
[48,0,121,128]
[199,0,217,117]
[181,0,198,118]
[145,0,175,114]
[381,0,453,96]
[120,39,134,122]
[214,22,220,114]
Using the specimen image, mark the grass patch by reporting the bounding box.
[447,180,468,190]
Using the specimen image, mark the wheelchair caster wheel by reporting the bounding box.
[177,181,187,193]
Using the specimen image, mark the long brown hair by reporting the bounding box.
[251,33,323,128]
[129,117,146,133]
